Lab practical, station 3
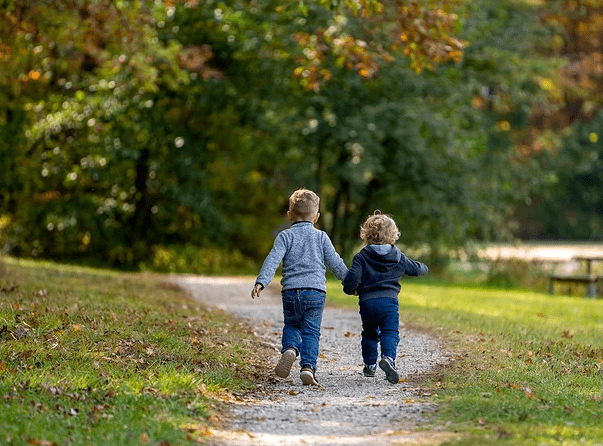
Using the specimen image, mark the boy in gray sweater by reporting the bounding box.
[252,188,348,385]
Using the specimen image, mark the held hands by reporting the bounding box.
[251,283,263,299]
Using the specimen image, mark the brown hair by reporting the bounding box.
[359,211,400,245]
[288,188,320,221]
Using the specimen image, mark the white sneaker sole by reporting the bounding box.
[300,370,319,386]
[275,349,296,378]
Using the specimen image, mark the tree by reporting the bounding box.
[0,0,557,271]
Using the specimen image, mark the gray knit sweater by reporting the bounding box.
[255,221,348,292]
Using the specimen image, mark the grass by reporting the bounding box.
[326,279,603,446]
[0,258,272,446]
[3,256,603,445]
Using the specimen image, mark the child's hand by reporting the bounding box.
[251,283,263,299]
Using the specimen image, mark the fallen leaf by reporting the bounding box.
[563,330,574,339]
[288,390,299,396]
[344,331,356,338]
[27,439,57,446]
[139,433,150,443]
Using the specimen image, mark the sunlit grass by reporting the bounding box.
[0,258,270,445]
[327,279,603,446]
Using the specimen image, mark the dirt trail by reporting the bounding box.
[174,275,455,446]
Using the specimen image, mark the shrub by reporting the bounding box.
[142,244,257,275]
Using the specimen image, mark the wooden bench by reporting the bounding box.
[548,274,599,298]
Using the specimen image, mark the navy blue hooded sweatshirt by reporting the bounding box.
[343,244,428,302]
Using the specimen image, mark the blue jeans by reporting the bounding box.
[358,297,400,365]
[281,288,326,371]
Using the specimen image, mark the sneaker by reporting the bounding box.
[300,367,319,386]
[363,364,377,377]
[379,356,400,384]
[275,348,296,378]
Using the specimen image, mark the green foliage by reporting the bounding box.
[141,244,257,275]
[0,258,268,445]
[0,0,565,271]
[515,110,603,240]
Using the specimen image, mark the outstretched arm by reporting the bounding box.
[401,255,428,276]
[251,283,264,299]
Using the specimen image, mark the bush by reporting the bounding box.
[485,258,549,291]
[141,244,257,275]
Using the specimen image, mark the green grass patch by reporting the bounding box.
[327,279,603,446]
[0,258,271,446]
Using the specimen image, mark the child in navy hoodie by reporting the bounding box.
[343,212,428,383]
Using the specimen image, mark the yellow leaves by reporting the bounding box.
[28,70,41,80]
[471,96,486,109]
[589,132,598,143]
[0,42,11,61]
[535,76,564,101]
[293,30,380,90]
[496,120,511,132]
[391,2,465,72]
[538,77,556,91]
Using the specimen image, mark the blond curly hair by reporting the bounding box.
[288,188,320,221]
[360,211,400,245]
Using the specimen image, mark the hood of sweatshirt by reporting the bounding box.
[363,244,402,270]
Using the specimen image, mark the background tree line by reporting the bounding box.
[1,0,602,274]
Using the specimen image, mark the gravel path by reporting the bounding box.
[174,275,453,446]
